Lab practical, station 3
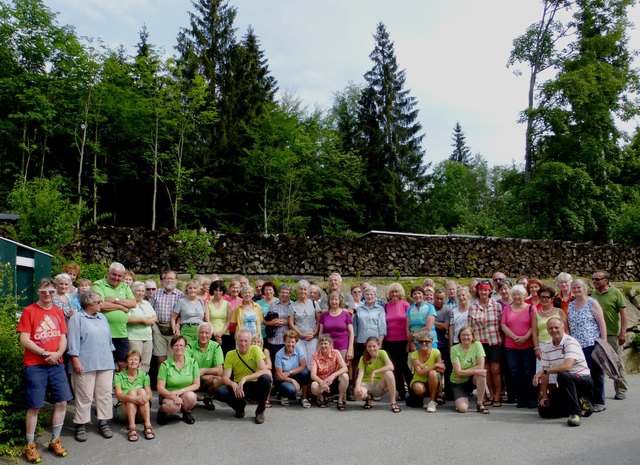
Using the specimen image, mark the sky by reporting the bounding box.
[44,0,640,168]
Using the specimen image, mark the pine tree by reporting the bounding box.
[356,22,427,231]
[449,122,472,165]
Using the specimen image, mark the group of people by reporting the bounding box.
[18,264,628,463]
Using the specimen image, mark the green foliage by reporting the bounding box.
[631,332,640,352]
[170,229,218,277]
[7,176,84,254]
[611,189,640,246]
[0,263,25,455]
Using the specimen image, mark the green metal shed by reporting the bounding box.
[0,236,52,308]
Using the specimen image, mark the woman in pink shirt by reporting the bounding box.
[501,284,537,409]
[383,283,410,400]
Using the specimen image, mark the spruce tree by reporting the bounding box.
[356,22,427,231]
[449,122,472,165]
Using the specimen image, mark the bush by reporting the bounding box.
[7,176,85,254]
[0,263,25,456]
[170,229,217,277]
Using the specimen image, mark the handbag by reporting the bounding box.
[264,311,279,338]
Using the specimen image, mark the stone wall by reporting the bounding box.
[62,226,640,280]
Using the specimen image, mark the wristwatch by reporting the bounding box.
[543,368,548,375]
[41,350,47,357]
[115,298,120,304]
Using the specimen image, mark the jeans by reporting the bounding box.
[583,345,605,405]
[275,368,310,399]
[505,347,536,407]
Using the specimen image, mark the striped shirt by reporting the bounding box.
[540,333,590,383]
[468,300,503,346]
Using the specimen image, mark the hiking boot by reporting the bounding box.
[48,438,68,457]
[24,443,41,463]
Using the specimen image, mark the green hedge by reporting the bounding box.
[0,263,25,456]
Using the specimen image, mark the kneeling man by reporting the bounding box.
[533,317,593,427]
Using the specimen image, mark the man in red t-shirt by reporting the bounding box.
[17,277,73,463]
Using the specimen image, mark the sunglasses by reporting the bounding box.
[418,340,432,345]
[39,289,56,295]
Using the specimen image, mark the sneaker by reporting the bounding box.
[280,398,289,407]
[614,393,626,400]
[24,443,41,463]
[48,438,68,457]
[300,398,311,408]
[255,411,265,424]
[75,424,87,442]
[592,404,606,413]
[98,421,113,439]
[579,397,593,417]
[182,411,195,424]
[157,410,168,425]
[567,414,581,426]
[426,400,437,413]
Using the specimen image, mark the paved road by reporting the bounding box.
[14,376,640,465]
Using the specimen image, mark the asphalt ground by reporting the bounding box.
[8,375,640,465]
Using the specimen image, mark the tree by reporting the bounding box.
[508,0,572,186]
[449,122,472,165]
[356,22,427,231]
[529,0,638,242]
[7,176,84,253]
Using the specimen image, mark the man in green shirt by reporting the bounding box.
[188,323,224,410]
[591,270,628,400]
[92,262,136,371]
[216,329,271,424]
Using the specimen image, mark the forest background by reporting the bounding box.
[2,0,640,259]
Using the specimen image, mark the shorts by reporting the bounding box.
[328,378,343,395]
[152,324,173,357]
[25,364,73,409]
[482,344,502,363]
[362,381,386,398]
[112,337,130,364]
[451,379,476,401]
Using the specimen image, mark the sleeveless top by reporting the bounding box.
[567,298,600,348]
[208,299,231,336]
[536,308,562,344]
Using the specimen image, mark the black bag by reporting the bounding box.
[264,311,279,338]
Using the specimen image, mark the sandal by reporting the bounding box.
[483,399,493,406]
[265,399,272,408]
[143,426,155,440]
[492,400,502,408]
[317,397,327,408]
[476,403,490,414]
[363,396,372,409]
[337,401,347,411]
[391,403,401,413]
[128,428,138,442]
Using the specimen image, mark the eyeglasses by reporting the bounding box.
[146,287,156,291]
[418,340,432,345]
[92,300,102,305]
[539,296,551,300]
[592,277,606,282]
[39,290,56,295]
